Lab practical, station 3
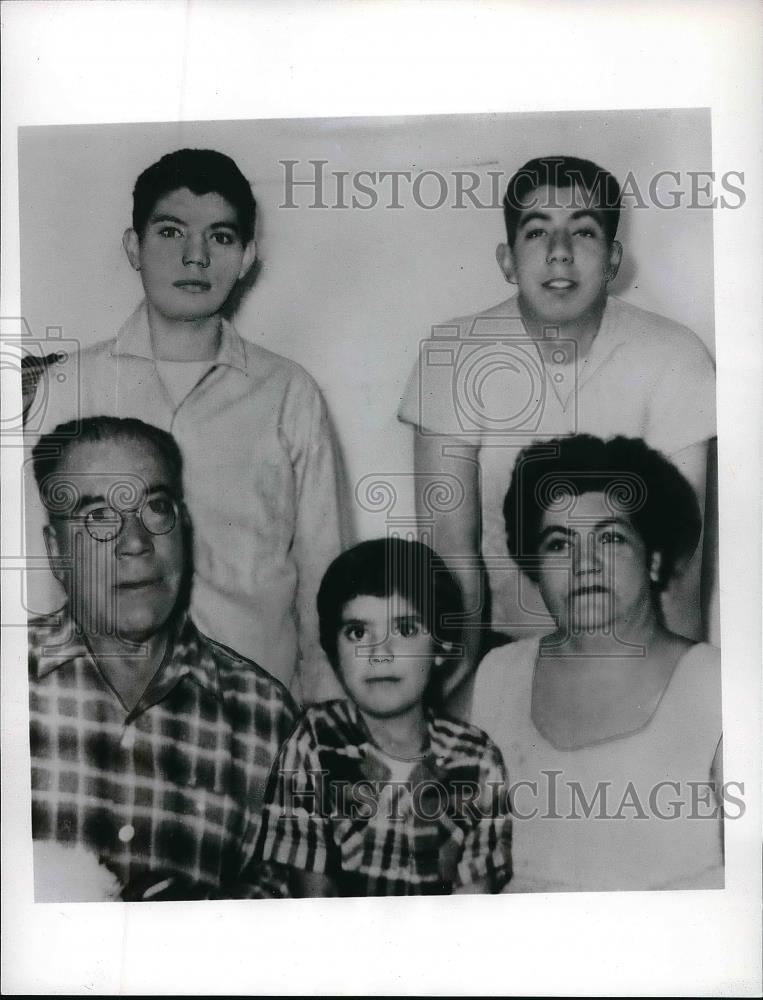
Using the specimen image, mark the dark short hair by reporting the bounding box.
[132,148,256,244]
[317,537,464,669]
[503,435,701,590]
[503,156,621,248]
[32,416,185,514]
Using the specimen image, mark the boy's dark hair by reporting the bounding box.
[33,416,185,513]
[317,537,464,669]
[503,156,622,248]
[503,434,701,591]
[132,148,256,244]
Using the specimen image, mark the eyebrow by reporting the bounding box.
[538,517,627,541]
[149,212,240,233]
[339,613,423,626]
[518,209,604,229]
[72,483,173,512]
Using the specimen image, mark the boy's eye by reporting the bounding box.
[600,530,626,545]
[525,228,546,239]
[393,620,420,638]
[157,225,183,239]
[343,624,366,642]
[541,536,571,554]
[211,231,237,246]
[574,227,598,238]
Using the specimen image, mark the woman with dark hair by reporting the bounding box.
[471,435,723,892]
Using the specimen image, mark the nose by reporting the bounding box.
[369,637,394,665]
[115,510,154,557]
[182,232,210,268]
[546,230,573,265]
[572,533,602,576]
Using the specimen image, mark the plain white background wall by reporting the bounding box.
[19,109,715,539]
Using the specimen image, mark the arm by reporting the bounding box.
[454,741,513,894]
[663,439,716,642]
[413,433,486,713]
[289,376,347,703]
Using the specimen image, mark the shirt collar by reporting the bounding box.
[111,301,248,374]
[33,607,223,706]
[341,697,451,764]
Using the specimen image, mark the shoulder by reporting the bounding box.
[429,711,506,767]
[440,294,522,335]
[606,296,714,364]
[235,330,324,394]
[197,629,298,723]
[475,637,538,692]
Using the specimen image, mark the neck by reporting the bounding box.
[360,702,428,758]
[87,628,170,712]
[544,600,664,659]
[146,302,222,361]
[518,295,606,360]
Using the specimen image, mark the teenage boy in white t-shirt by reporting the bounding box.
[398,156,717,711]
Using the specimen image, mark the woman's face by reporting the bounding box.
[535,490,658,633]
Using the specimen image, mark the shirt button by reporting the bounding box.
[118,824,135,843]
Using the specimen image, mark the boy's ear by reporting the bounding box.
[606,239,623,283]
[123,228,142,271]
[496,242,517,284]
[433,641,455,668]
[238,240,257,281]
[43,523,67,587]
[649,551,662,584]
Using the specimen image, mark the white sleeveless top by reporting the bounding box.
[472,638,724,892]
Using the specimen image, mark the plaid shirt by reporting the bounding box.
[28,608,297,900]
[258,699,512,895]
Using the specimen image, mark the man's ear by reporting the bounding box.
[606,239,623,283]
[238,240,257,281]
[43,523,67,586]
[496,242,517,284]
[123,228,142,271]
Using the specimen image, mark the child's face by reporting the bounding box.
[498,183,622,327]
[335,592,442,720]
[123,188,255,324]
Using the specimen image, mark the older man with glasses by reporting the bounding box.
[28,416,297,901]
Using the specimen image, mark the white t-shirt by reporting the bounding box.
[398,294,717,637]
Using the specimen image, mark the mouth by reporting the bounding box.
[365,676,402,685]
[173,280,212,292]
[571,585,608,598]
[542,278,577,291]
[116,578,162,592]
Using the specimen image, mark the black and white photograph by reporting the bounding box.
[2,2,761,996]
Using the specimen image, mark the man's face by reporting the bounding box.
[499,183,622,328]
[535,490,657,634]
[123,187,256,324]
[44,436,185,643]
[335,593,442,720]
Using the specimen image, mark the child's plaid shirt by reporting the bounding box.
[258,699,512,895]
[28,608,297,899]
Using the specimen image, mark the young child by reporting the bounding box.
[258,537,512,896]
[398,155,717,708]
[25,148,344,702]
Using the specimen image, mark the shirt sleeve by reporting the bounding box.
[257,714,333,875]
[645,331,717,457]
[454,740,513,891]
[397,332,483,446]
[284,372,346,704]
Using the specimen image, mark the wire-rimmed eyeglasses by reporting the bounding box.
[68,492,179,542]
